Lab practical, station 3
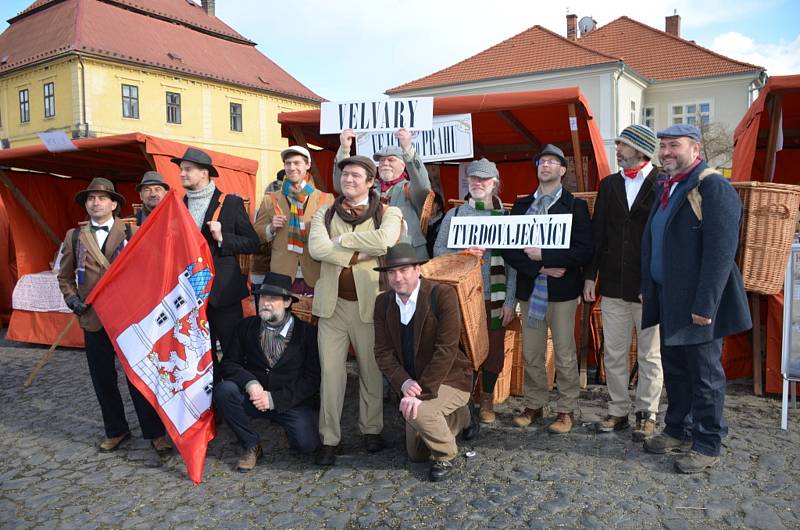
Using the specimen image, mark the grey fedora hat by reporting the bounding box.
[135,171,170,192]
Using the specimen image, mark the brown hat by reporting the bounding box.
[74,177,126,213]
[338,155,377,180]
[170,147,219,177]
[373,243,429,272]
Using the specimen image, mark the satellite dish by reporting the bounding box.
[578,16,597,35]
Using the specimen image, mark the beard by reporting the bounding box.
[378,166,396,181]
[259,307,285,324]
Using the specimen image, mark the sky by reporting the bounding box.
[2,0,798,100]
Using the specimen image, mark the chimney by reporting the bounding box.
[201,0,215,16]
[566,14,577,41]
[665,13,681,37]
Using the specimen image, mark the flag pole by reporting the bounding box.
[24,316,78,387]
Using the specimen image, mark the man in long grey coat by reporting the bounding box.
[640,124,751,474]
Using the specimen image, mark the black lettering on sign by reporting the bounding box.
[338,104,346,131]
[468,223,478,245]
[349,104,358,129]
[371,102,379,130]
[407,100,417,128]
[478,224,488,246]
[395,101,405,128]
[380,102,391,129]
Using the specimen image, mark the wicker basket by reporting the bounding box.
[292,296,317,325]
[572,191,598,217]
[420,254,489,370]
[731,182,800,295]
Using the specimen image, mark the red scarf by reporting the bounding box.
[659,158,701,208]
[379,169,408,194]
[622,161,648,179]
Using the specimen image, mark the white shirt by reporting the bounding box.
[621,162,652,209]
[90,218,115,249]
[395,281,421,325]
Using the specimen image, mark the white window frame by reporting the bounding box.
[670,101,712,127]
[641,106,655,130]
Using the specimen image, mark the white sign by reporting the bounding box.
[446,214,573,249]
[37,131,78,152]
[356,114,473,163]
[320,97,434,134]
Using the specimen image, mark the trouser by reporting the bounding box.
[480,301,507,393]
[406,384,471,462]
[207,302,244,381]
[519,298,580,413]
[84,328,165,440]
[661,338,727,457]
[601,296,663,417]
[317,298,383,446]
[213,380,320,454]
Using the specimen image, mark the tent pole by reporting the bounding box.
[0,169,61,247]
[288,126,325,191]
[567,104,585,193]
[763,94,783,183]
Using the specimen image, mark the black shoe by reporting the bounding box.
[461,400,480,441]
[429,460,455,482]
[314,444,338,466]
[364,434,385,453]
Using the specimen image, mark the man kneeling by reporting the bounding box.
[373,243,478,481]
[214,272,321,472]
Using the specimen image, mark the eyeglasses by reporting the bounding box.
[536,159,561,167]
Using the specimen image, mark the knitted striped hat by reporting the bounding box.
[615,124,657,159]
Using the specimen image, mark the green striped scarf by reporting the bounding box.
[470,197,506,330]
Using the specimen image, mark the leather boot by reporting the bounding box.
[478,392,496,424]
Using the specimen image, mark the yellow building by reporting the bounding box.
[0,0,322,193]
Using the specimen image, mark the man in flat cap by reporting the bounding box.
[308,155,403,465]
[373,243,478,481]
[640,124,750,473]
[502,144,593,434]
[135,171,170,225]
[58,178,171,460]
[173,147,260,373]
[252,146,333,295]
[335,128,432,259]
[584,124,663,441]
[215,272,321,472]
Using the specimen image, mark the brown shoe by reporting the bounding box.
[98,431,131,452]
[547,412,574,434]
[150,435,173,456]
[512,407,543,428]
[595,414,629,433]
[237,444,263,473]
[478,393,496,424]
[632,412,656,441]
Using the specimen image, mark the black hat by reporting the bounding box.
[253,272,299,302]
[170,147,219,177]
[373,243,429,272]
[338,155,377,180]
[74,177,126,214]
[135,171,170,192]
[533,144,567,167]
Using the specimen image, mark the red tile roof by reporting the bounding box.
[389,25,619,94]
[388,16,763,93]
[1,0,322,102]
[578,17,762,81]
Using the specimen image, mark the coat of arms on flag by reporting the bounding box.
[87,190,216,483]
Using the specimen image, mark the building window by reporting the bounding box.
[630,100,637,126]
[642,106,655,129]
[43,82,55,118]
[671,102,711,126]
[166,92,181,124]
[19,89,30,123]
[230,102,242,132]
[122,84,139,119]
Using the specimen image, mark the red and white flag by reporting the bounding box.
[87,190,216,484]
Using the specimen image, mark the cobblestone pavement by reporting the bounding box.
[1,333,799,530]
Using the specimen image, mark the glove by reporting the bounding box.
[65,295,90,316]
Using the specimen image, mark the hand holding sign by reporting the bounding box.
[466,246,486,258]
[395,128,412,152]
[541,267,566,278]
[340,128,355,153]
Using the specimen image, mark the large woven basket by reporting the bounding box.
[420,254,489,370]
[732,182,800,295]
[572,191,597,217]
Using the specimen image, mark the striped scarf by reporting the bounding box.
[283,177,314,254]
[469,197,506,330]
[260,314,294,368]
[525,188,560,328]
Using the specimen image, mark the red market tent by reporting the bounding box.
[277,87,610,204]
[0,132,258,347]
[730,75,800,393]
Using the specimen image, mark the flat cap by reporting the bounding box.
[466,158,499,180]
[657,124,701,142]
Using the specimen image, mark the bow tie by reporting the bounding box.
[90,225,109,232]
